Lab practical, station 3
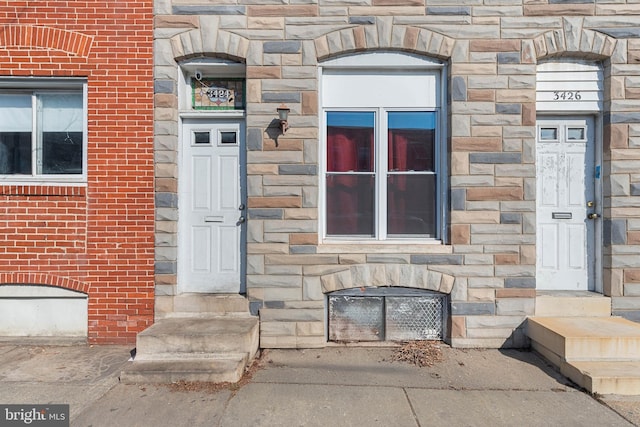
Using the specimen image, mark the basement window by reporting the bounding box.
[328,287,448,342]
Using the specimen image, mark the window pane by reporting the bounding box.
[327,111,374,172]
[0,95,32,131]
[388,112,436,172]
[39,94,83,174]
[194,131,210,144]
[567,127,585,141]
[387,174,436,236]
[0,95,32,174]
[540,127,557,141]
[326,174,374,236]
[220,131,237,145]
[0,132,31,174]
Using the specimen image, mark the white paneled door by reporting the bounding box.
[180,120,245,293]
[536,117,596,291]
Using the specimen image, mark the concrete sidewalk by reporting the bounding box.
[0,343,637,426]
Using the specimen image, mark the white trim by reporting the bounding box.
[536,59,603,112]
[179,110,245,119]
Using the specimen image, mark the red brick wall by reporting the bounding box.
[0,2,155,344]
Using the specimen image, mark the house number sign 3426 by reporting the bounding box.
[553,91,581,101]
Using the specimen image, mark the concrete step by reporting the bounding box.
[171,294,250,316]
[123,316,259,384]
[535,292,611,317]
[156,294,252,319]
[136,316,259,358]
[527,317,640,361]
[527,316,640,395]
[563,361,640,396]
[120,353,248,384]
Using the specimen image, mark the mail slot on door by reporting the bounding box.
[552,212,572,219]
[204,216,224,222]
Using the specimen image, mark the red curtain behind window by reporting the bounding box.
[326,127,374,235]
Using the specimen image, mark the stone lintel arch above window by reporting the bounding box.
[314,24,455,61]
[169,20,249,63]
[320,264,454,295]
[533,19,617,61]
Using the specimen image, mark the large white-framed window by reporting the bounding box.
[0,79,87,182]
[320,52,447,242]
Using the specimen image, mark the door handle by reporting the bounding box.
[237,216,246,224]
[588,213,600,220]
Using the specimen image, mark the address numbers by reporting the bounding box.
[553,91,581,101]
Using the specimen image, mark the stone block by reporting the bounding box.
[468,278,504,289]
[450,224,470,245]
[260,335,297,348]
[303,277,323,301]
[468,288,495,302]
[410,255,464,265]
[469,154,522,164]
[451,211,500,224]
[612,297,640,310]
[466,187,523,201]
[260,321,296,337]
[496,298,535,316]
[464,254,494,265]
[452,137,502,152]
[503,277,535,289]
[450,316,466,338]
[451,302,495,316]
[451,278,468,302]
[247,275,301,288]
[467,89,495,102]
[260,308,324,322]
[466,315,525,329]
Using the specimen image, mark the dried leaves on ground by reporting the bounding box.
[389,340,444,367]
[164,350,267,394]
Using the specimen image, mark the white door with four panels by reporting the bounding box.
[536,117,596,290]
[180,120,245,293]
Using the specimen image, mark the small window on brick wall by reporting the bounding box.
[0,81,86,180]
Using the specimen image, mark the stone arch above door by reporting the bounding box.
[314,23,455,61]
[532,19,617,61]
[320,264,454,295]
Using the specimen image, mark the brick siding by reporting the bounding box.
[0,2,155,344]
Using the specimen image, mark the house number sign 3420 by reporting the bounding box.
[553,91,581,101]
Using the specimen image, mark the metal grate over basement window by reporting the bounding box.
[328,287,449,342]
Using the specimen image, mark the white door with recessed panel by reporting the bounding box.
[536,117,596,290]
[180,120,245,293]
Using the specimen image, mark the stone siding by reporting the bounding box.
[154,0,640,348]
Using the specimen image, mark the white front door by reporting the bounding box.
[536,117,597,290]
[179,119,245,293]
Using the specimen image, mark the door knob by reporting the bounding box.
[238,204,245,210]
[588,213,600,220]
[237,216,246,224]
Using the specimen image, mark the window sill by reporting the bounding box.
[317,240,452,254]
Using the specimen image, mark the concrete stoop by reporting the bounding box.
[121,295,259,384]
[527,316,640,395]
